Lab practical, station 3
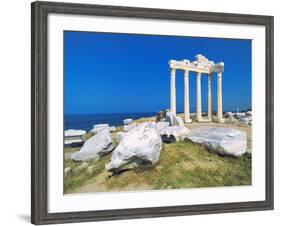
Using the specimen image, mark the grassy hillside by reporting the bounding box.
[64,139,251,194]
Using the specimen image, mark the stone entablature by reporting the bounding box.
[169,54,224,74]
[168,54,224,123]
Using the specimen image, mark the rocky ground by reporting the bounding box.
[64,114,252,194]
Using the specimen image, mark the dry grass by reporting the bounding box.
[64,115,252,194]
[133,116,156,123]
[64,140,251,194]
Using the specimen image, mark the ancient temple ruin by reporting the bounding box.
[169,54,224,123]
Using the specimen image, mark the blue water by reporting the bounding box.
[64,112,156,132]
[64,106,250,132]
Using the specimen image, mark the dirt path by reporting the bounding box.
[73,171,110,193]
[73,170,153,193]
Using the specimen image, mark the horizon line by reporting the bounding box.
[65,108,251,115]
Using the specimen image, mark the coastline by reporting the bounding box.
[64,110,250,132]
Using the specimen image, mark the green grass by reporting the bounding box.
[64,140,251,194]
[64,150,112,193]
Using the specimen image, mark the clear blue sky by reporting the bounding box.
[64,31,251,114]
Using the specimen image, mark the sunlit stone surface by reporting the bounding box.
[185,127,247,156]
[106,122,162,172]
[169,54,224,123]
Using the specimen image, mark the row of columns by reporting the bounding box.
[170,69,223,123]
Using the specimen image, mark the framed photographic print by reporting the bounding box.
[31,1,274,225]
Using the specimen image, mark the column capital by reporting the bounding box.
[196,72,202,80]
[170,68,176,74]
[217,71,223,78]
[184,70,189,78]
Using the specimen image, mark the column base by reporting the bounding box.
[216,117,225,123]
[198,118,212,123]
[184,118,192,123]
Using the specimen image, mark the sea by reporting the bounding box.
[65,107,249,132]
[64,112,157,132]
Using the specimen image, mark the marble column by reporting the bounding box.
[208,75,212,120]
[196,72,202,121]
[170,68,176,115]
[184,70,191,123]
[217,72,223,122]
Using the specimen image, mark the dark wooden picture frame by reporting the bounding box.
[31,1,274,225]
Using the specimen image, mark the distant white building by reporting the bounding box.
[64,129,86,147]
